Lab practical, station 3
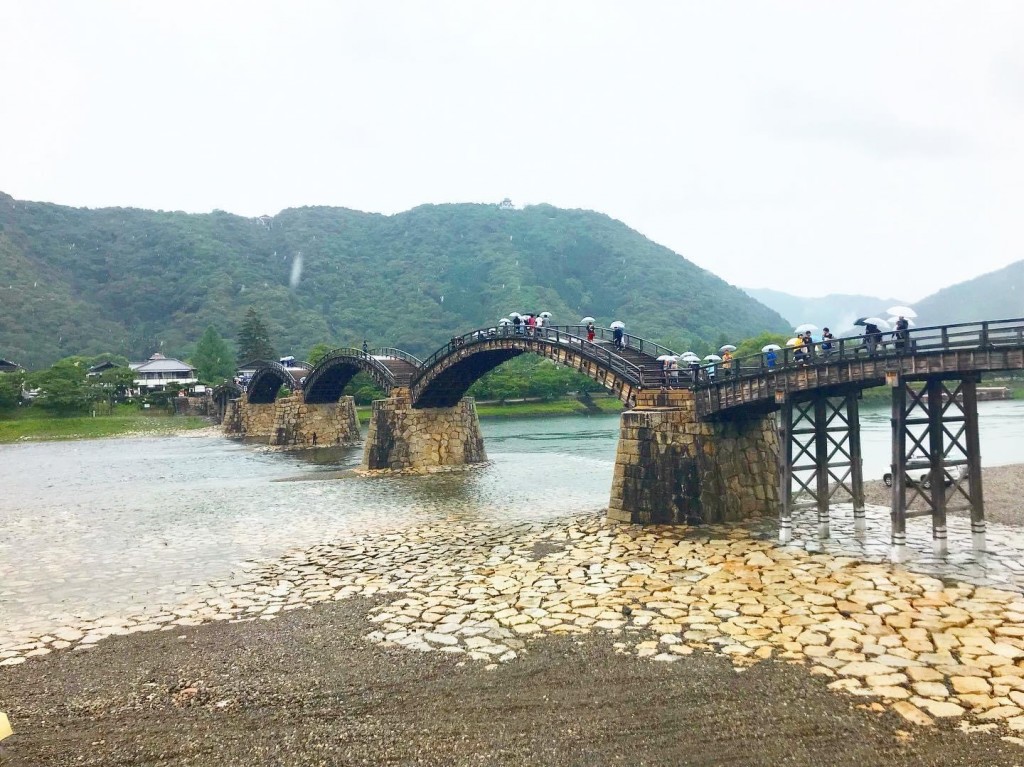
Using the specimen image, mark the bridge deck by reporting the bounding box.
[695,319,1024,418]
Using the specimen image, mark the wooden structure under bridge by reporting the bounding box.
[694,318,1024,561]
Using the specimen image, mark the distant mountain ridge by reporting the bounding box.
[0,193,789,368]
[913,260,1024,327]
[742,288,908,335]
[746,259,1024,335]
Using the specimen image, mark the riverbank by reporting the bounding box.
[6,512,1024,766]
[0,411,211,443]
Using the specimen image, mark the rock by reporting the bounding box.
[892,701,934,726]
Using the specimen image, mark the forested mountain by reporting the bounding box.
[913,260,1024,326]
[0,193,787,368]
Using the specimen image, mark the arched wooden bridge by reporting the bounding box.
[234,325,677,409]
[223,318,1024,561]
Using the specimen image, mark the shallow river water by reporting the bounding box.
[3,402,1024,629]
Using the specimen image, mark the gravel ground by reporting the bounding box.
[863,465,1024,527]
[3,598,1023,767]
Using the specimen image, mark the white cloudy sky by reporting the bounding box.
[1,1,1022,301]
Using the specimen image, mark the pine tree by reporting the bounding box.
[236,307,276,364]
[192,326,236,382]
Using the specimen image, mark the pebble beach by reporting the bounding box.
[6,465,1024,763]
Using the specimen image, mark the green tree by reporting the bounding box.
[89,366,136,411]
[733,331,791,362]
[307,342,335,366]
[236,307,275,364]
[27,357,94,412]
[192,326,236,382]
[0,371,25,409]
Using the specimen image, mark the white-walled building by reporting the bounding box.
[130,353,197,390]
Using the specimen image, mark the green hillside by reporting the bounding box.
[913,260,1024,327]
[0,193,788,368]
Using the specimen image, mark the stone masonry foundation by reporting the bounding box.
[225,393,360,448]
[607,389,778,525]
[363,392,486,471]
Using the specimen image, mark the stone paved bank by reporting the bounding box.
[9,511,1024,742]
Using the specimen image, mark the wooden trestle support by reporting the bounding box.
[777,373,986,562]
[888,373,985,562]
[777,391,865,544]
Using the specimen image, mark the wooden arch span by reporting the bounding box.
[408,326,669,408]
[303,348,421,405]
[245,360,299,404]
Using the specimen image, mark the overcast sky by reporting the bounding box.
[1,2,1021,301]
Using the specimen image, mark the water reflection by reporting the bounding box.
[2,402,1023,629]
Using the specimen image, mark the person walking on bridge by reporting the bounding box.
[362,340,369,355]
[586,322,595,343]
[612,324,624,349]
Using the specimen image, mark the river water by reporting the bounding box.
[3,401,1024,630]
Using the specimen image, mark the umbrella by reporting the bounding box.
[761,344,782,352]
[508,312,522,319]
[656,354,675,362]
[794,323,818,334]
[785,337,802,347]
[887,316,916,328]
[539,311,552,319]
[719,344,737,353]
[703,354,722,362]
[855,317,891,330]
[681,351,700,360]
[887,305,917,319]
[610,320,625,329]
[498,318,512,326]
[580,316,595,324]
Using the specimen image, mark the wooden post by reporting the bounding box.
[890,381,908,562]
[962,377,986,551]
[847,393,866,533]
[927,378,948,556]
[778,399,794,544]
[814,396,830,539]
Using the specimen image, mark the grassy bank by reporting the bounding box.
[355,395,623,423]
[0,408,210,443]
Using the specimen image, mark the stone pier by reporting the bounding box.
[363,390,486,471]
[607,389,778,525]
[224,392,361,448]
[222,399,243,435]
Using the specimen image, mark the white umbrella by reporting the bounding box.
[887,316,916,328]
[681,351,700,360]
[703,354,722,362]
[539,311,552,319]
[580,316,595,324]
[761,344,782,352]
[498,318,512,326]
[610,320,625,330]
[794,323,818,334]
[786,337,802,347]
[656,354,675,362]
[887,305,917,318]
[719,344,737,352]
[508,312,522,319]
